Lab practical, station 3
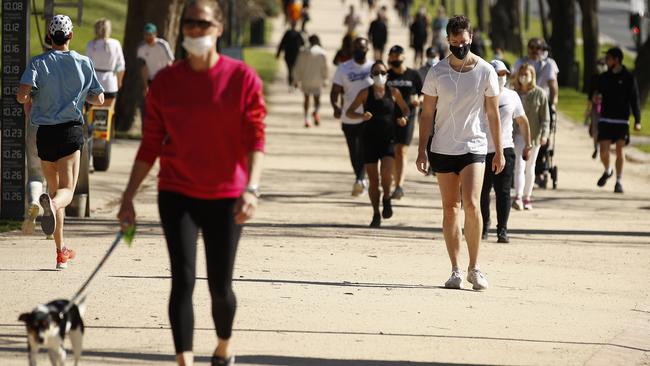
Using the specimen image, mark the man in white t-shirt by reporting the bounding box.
[416,15,504,291]
[137,23,174,95]
[480,60,531,244]
[330,37,374,196]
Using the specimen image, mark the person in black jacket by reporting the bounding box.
[593,47,642,194]
[409,9,428,67]
[368,7,388,61]
[276,20,304,88]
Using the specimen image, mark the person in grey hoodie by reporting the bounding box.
[294,34,329,127]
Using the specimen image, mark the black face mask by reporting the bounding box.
[449,44,470,60]
[353,49,366,63]
[389,60,403,68]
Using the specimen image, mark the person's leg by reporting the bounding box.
[493,149,515,237]
[158,192,199,366]
[599,140,611,171]
[524,145,541,200]
[614,138,626,190]
[436,172,462,269]
[313,94,321,125]
[366,163,380,214]
[459,162,486,269]
[40,161,60,249]
[342,124,366,181]
[394,144,408,189]
[380,156,394,219]
[479,154,494,238]
[303,93,310,127]
[513,136,525,205]
[197,198,241,361]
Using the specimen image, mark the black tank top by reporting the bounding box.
[363,85,395,137]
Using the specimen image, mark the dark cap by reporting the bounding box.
[605,47,624,62]
[388,45,404,54]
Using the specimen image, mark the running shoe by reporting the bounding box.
[597,170,613,187]
[444,270,463,289]
[370,213,381,228]
[304,120,311,128]
[497,227,509,243]
[39,194,56,236]
[56,247,76,270]
[21,203,40,235]
[614,182,624,193]
[312,111,320,126]
[211,355,235,366]
[391,186,404,200]
[523,198,533,210]
[466,268,489,291]
[351,180,364,196]
[512,197,523,211]
[382,198,393,219]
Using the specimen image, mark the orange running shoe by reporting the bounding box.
[56,247,76,269]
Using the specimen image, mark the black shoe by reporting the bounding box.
[497,228,509,243]
[211,355,235,366]
[370,213,381,227]
[382,198,393,219]
[614,182,624,193]
[591,148,598,159]
[481,220,490,240]
[597,170,613,187]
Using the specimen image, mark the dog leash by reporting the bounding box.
[61,226,136,316]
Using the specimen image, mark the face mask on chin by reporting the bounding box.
[449,43,470,60]
[182,34,215,57]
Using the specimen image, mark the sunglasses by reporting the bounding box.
[372,71,387,76]
[182,18,216,30]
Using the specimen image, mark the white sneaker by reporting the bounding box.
[21,204,40,235]
[512,197,523,211]
[467,268,489,291]
[351,180,364,197]
[444,270,463,289]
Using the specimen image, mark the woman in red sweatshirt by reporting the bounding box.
[117,1,265,365]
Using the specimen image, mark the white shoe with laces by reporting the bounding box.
[467,268,489,291]
[444,269,463,289]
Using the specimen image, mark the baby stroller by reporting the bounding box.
[535,109,559,189]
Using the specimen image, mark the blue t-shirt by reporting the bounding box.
[19,50,104,126]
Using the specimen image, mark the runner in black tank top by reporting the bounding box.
[345,61,410,228]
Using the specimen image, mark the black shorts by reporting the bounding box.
[104,91,118,99]
[427,151,486,175]
[36,121,84,162]
[597,122,629,144]
[395,114,416,145]
[363,135,394,164]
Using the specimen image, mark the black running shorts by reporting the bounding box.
[36,121,84,162]
[427,151,486,175]
[597,122,629,144]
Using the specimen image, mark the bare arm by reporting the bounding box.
[117,71,125,89]
[392,88,410,117]
[346,89,368,120]
[141,62,149,93]
[415,94,437,174]
[548,79,558,109]
[16,84,32,104]
[330,83,344,118]
[514,115,532,160]
[86,92,105,105]
[485,95,505,174]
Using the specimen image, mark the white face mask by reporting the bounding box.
[426,57,439,66]
[498,75,507,91]
[373,74,387,86]
[182,34,214,57]
[518,74,532,85]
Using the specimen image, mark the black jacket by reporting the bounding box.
[596,66,641,123]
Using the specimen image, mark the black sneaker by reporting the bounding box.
[591,148,598,159]
[211,355,234,366]
[382,198,393,219]
[370,213,381,228]
[614,182,624,193]
[597,170,613,187]
[497,228,509,243]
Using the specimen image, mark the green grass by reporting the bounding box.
[243,48,278,91]
[637,144,650,153]
[0,220,21,233]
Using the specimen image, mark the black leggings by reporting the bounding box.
[480,148,515,230]
[158,191,241,353]
[342,123,366,181]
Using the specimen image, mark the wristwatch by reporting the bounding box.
[245,185,261,198]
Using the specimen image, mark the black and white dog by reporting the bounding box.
[18,299,85,366]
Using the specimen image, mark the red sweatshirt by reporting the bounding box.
[135,55,266,199]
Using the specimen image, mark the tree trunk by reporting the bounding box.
[634,0,650,104]
[463,0,470,16]
[114,0,186,132]
[547,0,576,87]
[477,0,486,31]
[538,0,549,42]
[578,0,599,94]
[489,0,523,54]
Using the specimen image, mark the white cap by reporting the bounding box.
[49,15,73,37]
[490,59,509,74]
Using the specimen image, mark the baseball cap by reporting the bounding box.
[490,59,509,74]
[605,47,624,62]
[143,23,157,34]
[49,15,73,37]
[388,45,404,54]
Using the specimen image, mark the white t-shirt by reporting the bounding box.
[137,38,174,81]
[483,88,525,153]
[85,38,125,93]
[422,57,500,155]
[332,59,374,125]
[512,56,558,97]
